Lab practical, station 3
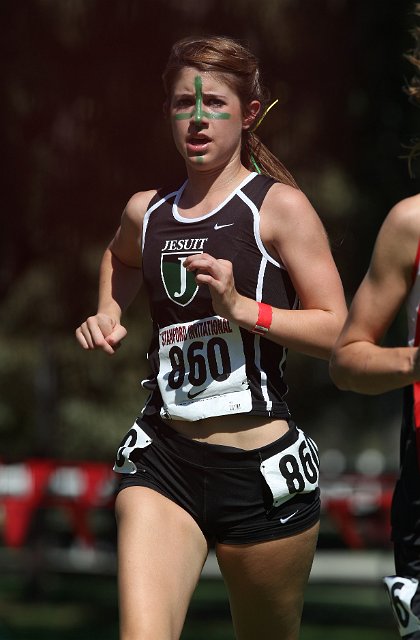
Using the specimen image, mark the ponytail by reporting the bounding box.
[242,130,299,188]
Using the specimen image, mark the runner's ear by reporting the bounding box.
[243,100,261,130]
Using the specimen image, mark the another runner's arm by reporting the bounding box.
[76,190,154,354]
[330,197,420,394]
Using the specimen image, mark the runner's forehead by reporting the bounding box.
[172,69,231,95]
[173,88,230,98]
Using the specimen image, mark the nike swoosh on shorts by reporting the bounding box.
[279,510,299,524]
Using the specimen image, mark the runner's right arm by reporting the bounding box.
[75,190,156,354]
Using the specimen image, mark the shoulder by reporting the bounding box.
[263,182,313,211]
[391,192,420,216]
[111,189,158,263]
[262,183,323,226]
[123,189,159,226]
[373,194,420,262]
[260,183,327,246]
[382,193,420,237]
[365,194,420,287]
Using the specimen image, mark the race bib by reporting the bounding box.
[113,422,153,474]
[260,428,319,507]
[157,316,252,421]
[384,576,420,637]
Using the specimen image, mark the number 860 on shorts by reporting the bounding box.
[260,428,320,507]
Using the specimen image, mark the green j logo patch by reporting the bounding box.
[161,251,201,306]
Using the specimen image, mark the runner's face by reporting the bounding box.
[169,67,245,170]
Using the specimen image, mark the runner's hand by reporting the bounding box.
[183,253,240,321]
[75,313,127,355]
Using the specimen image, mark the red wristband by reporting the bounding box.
[251,302,273,335]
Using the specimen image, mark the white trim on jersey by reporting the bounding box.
[253,256,272,412]
[172,172,257,223]
[254,336,273,413]
[236,188,285,270]
[256,256,267,303]
[252,230,296,412]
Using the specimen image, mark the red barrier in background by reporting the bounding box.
[0,459,116,548]
[0,460,396,550]
[321,474,394,548]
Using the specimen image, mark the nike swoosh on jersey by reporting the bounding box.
[279,510,299,524]
[214,223,234,230]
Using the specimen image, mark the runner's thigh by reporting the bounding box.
[116,486,209,640]
[216,522,319,640]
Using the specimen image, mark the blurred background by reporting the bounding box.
[1,0,420,638]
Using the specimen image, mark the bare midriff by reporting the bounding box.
[161,415,290,450]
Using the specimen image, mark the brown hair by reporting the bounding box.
[162,35,298,188]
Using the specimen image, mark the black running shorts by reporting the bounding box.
[113,414,320,545]
[391,386,420,546]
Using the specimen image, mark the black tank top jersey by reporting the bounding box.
[140,172,298,421]
[391,238,420,543]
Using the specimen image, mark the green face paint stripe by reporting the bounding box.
[206,111,231,119]
[174,110,231,120]
[174,112,192,120]
[194,75,203,125]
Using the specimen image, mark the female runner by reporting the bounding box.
[76,35,347,640]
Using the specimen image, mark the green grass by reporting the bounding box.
[0,572,399,639]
